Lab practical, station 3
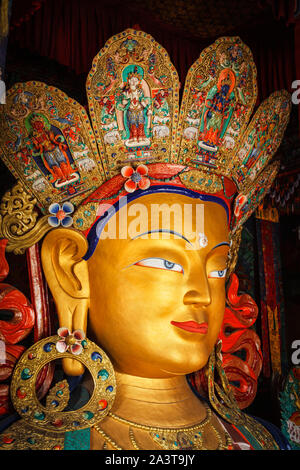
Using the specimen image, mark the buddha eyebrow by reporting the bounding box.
[130,229,193,246]
[211,242,230,251]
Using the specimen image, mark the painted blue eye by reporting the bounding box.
[134,258,183,273]
[164,260,175,269]
[208,269,227,279]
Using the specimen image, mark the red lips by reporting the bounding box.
[170,321,208,334]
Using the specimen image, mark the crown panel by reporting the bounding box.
[86,29,180,178]
[231,161,280,233]
[176,36,257,173]
[230,90,291,191]
[0,82,105,212]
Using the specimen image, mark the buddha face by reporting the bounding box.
[87,192,229,378]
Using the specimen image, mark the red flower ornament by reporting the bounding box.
[56,328,85,355]
[121,165,150,193]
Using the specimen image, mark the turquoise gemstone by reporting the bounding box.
[98,369,109,381]
[56,390,63,397]
[81,340,88,349]
[83,411,94,420]
[27,437,36,444]
[21,368,32,380]
[34,411,45,420]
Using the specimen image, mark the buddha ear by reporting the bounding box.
[41,228,90,376]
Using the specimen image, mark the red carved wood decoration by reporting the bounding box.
[0,239,35,414]
[190,273,263,410]
[0,239,54,415]
[219,273,263,409]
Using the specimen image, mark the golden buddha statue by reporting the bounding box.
[0,29,292,451]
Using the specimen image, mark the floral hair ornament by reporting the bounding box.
[48,202,74,228]
[121,164,150,193]
[56,327,86,355]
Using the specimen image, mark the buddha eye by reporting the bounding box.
[208,269,227,279]
[134,258,184,273]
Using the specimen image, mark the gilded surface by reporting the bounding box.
[10,335,116,433]
[0,181,50,254]
[179,168,222,193]
[0,420,64,450]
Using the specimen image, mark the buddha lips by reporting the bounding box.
[170,321,208,334]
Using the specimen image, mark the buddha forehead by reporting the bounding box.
[90,192,229,257]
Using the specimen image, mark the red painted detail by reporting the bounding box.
[0,241,54,417]
[0,344,25,381]
[190,273,262,410]
[0,384,10,415]
[0,284,35,345]
[82,163,237,235]
[2,435,14,444]
[26,244,54,400]
[0,240,9,282]
[219,273,262,409]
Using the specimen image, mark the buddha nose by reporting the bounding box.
[183,288,211,307]
[183,262,211,307]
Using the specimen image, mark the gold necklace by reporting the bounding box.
[93,403,233,450]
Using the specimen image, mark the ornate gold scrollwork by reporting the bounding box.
[227,226,242,278]
[0,181,51,254]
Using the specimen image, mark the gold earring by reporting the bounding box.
[10,328,116,434]
[207,339,244,425]
[207,340,280,450]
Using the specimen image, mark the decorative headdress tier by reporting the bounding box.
[0,82,105,212]
[86,29,180,177]
[0,29,291,255]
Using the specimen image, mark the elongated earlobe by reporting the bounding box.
[41,228,90,376]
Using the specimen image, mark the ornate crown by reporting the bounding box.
[0,29,291,269]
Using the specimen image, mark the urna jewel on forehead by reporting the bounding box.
[0,29,291,257]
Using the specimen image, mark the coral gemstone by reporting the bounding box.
[16,387,26,399]
[99,399,108,410]
[52,419,63,427]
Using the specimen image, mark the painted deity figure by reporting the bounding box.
[28,114,74,185]
[116,65,152,148]
[198,69,235,150]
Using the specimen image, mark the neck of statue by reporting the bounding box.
[111,371,207,427]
